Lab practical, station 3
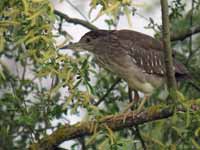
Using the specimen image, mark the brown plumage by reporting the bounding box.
[63,30,189,95]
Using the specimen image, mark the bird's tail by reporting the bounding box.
[174,59,191,81]
[174,59,200,92]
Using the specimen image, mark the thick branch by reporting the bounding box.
[30,99,200,150]
[160,0,177,91]
[54,10,98,31]
[171,25,200,41]
[30,105,173,150]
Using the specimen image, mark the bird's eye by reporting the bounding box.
[86,38,91,43]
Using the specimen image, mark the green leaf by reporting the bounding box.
[0,69,6,80]
[22,0,29,15]
[0,34,5,52]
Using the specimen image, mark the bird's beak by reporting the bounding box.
[60,42,85,52]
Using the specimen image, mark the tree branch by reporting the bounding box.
[160,0,177,92]
[54,9,200,42]
[29,100,200,150]
[54,10,98,31]
[171,25,200,41]
[30,105,174,150]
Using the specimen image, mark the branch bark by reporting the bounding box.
[160,0,177,92]
[29,102,200,150]
[30,105,173,150]
[54,10,98,31]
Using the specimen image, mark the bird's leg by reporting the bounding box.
[122,88,134,123]
[133,89,140,102]
[136,95,149,112]
[123,88,139,113]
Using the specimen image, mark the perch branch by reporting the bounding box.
[29,101,200,150]
[29,100,200,150]
[54,10,98,31]
[30,105,174,150]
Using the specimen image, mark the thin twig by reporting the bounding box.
[94,78,121,106]
[171,25,200,41]
[186,0,194,66]
[135,12,150,22]
[54,10,98,31]
[188,81,200,92]
[65,0,88,21]
[135,126,146,150]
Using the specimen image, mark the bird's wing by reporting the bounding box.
[113,30,163,51]
[112,30,189,78]
[128,45,166,76]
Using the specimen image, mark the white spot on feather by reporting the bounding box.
[140,59,143,65]
[159,60,162,66]
[155,61,158,66]
[132,58,137,63]
[151,61,154,66]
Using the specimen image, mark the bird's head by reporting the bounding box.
[61,30,113,52]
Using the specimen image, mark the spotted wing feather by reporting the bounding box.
[112,30,189,78]
[128,46,166,76]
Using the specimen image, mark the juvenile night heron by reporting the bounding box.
[62,30,189,98]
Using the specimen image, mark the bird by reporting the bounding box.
[61,29,189,101]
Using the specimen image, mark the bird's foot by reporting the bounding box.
[123,101,135,113]
[121,101,135,123]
